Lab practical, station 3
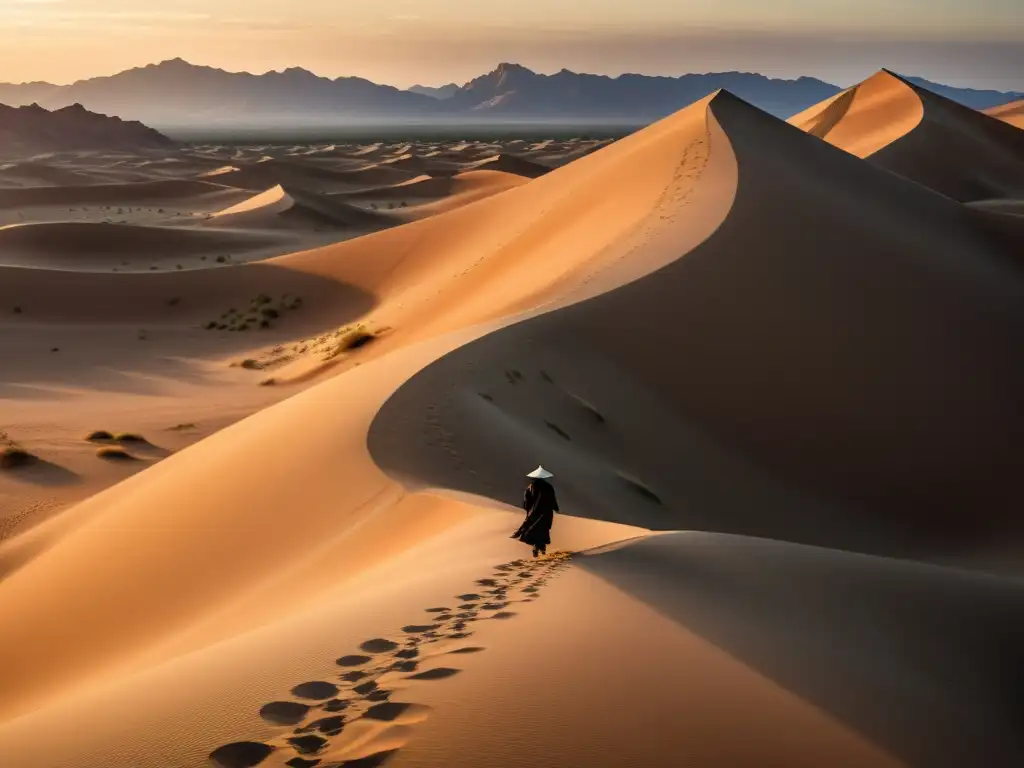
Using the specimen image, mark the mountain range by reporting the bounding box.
[0,59,1020,131]
[0,102,174,155]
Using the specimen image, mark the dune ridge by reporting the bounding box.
[790,70,1024,201]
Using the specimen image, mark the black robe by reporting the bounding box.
[512,478,558,548]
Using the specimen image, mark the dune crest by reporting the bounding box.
[791,70,1024,200]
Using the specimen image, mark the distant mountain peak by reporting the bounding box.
[0,102,172,155]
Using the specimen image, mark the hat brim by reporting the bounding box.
[526,469,553,479]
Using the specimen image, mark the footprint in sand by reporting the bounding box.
[287,734,328,755]
[402,623,441,633]
[456,593,481,601]
[291,681,339,700]
[259,701,310,725]
[424,606,450,613]
[360,638,399,653]
[406,667,461,681]
[299,715,346,736]
[337,654,373,667]
[446,646,485,655]
[341,670,368,682]
[209,741,274,768]
[491,611,517,620]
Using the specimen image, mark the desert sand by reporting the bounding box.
[1,81,1022,768]
[789,69,1024,201]
[985,98,1024,129]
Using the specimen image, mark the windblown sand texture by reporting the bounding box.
[1,83,1022,768]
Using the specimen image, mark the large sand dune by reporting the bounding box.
[790,70,1024,201]
[985,98,1024,128]
[0,89,1021,768]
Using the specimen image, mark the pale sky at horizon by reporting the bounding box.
[1,0,1021,90]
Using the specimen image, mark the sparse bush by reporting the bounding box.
[114,432,146,443]
[96,446,135,461]
[202,321,216,330]
[259,377,276,386]
[253,294,272,306]
[324,326,376,360]
[176,264,183,271]
[260,307,279,319]
[86,430,115,441]
[240,359,263,370]
[216,256,226,263]
[260,319,271,329]
[50,347,59,353]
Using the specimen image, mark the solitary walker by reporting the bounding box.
[511,465,558,557]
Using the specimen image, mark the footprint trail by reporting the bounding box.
[208,551,573,768]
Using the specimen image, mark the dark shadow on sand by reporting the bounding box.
[577,533,1024,768]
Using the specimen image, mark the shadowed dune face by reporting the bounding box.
[791,71,1024,202]
[370,91,1024,558]
[577,532,1024,768]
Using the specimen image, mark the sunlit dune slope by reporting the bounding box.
[789,70,1024,200]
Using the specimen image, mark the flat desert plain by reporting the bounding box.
[1,72,1023,768]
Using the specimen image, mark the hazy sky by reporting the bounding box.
[1,0,1021,89]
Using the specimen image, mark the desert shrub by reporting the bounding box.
[260,319,271,329]
[1,446,36,469]
[216,255,226,263]
[259,377,276,386]
[202,321,216,330]
[324,326,376,360]
[260,307,279,319]
[240,359,263,370]
[86,430,114,441]
[253,294,272,306]
[176,264,183,271]
[113,432,146,443]
[96,446,135,461]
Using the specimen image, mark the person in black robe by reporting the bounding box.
[511,465,558,557]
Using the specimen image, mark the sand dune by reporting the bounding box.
[0,178,242,209]
[985,98,1024,128]
[790,70,1024,201]
[209,184,394,231]
[0,86,1021,768]
[0,221,293,269]
[462,152,552,177]
[201,160,418,193]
